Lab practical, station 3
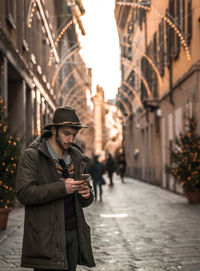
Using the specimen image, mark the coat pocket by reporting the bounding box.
[23,223,53,259]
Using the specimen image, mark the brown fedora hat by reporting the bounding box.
[44,106,89,130]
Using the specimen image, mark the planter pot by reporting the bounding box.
[185,189,200,204]
[0,208,12,230]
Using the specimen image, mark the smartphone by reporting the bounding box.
[80,174,90,180]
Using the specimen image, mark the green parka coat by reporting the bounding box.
[16,135,95,270]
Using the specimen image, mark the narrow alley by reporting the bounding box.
[1,175,200,271]
[1,0,200,271]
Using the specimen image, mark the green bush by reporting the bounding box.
[0,97,22,209]
[166,115,200,191]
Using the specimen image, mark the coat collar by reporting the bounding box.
[28,133,90,175]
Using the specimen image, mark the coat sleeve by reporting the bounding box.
[77,155,94,207]
[77,181,94,208]
[16,149,68,206]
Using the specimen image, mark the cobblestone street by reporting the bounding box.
[1,175,200,271]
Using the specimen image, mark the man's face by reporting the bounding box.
[52,126,78,150]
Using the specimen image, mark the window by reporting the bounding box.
[141,57,148,100]
[139,8,146,30]
[174,0,181,59]
[159,19,164,76]
[181,0,185,32]
[153,33,157,64]
[166,9,171,66]
[169,0,174,56]
[187,0,192,43]
[6,0,16,29]
[22,0,29,52]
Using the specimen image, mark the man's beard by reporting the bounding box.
[55,133,71,151]
[55,135,66,150]
[55,129,70,151]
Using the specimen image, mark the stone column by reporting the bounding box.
[41,97,46,130]
[45,102,51,127]
[36,89,41,136]
[18,80,26,139]
[26,88,35,144]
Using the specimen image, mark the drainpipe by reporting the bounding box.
[169,18,174,106]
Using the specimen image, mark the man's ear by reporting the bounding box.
[51,126,56,135]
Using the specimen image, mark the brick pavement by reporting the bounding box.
[0,175,200,271]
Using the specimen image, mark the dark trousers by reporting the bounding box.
[93,180,103,200]
[108,171,113,185]
[34,229,78,271]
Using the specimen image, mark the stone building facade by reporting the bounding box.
[0,0,92,151]
[115,0,200,193]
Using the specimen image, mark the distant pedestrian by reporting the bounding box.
[117,155,127,183]
[89,155,106,202]
[106,153,115,186]
[16,106,95,271]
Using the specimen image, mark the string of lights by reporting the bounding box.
[70,93,87,106]
[62,79,85,106]
[118,88,136,113]
[51,46,80,87]
[48,17,77,66]
[66,86,87,106]
[122,60,152,97]
[117,1,191,60]
[27,0,37,28]
[120,41,163,89]
[122,80,144,109]
[57,64,84,100]
[115,96,131,117]
[71,100,87,113]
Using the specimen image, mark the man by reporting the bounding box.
[117,154,127,183]
[16,106,95,271]
[105,153,115,186]
[89,155,105,202]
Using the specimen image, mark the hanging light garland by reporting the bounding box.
[57,64,84,100]
[122,59,152,97]
[27,0,38,28]
[62,79,85,106]
[69,93,87,108]
[66,86,87,106]
[115,96,131,118]
[120,41,163,90]
[48,17,77,66]
[51,46,80,87]
[117,1,191,60]
[62,81,85,107]
[122,80,144,109]
[118,88,136,113]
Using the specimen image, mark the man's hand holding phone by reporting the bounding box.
[61,178,85,194]
[77,174,91,199]
[60,174,91,198]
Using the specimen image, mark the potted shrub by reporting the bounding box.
[166,114,200,204]
[0,97,21,230]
